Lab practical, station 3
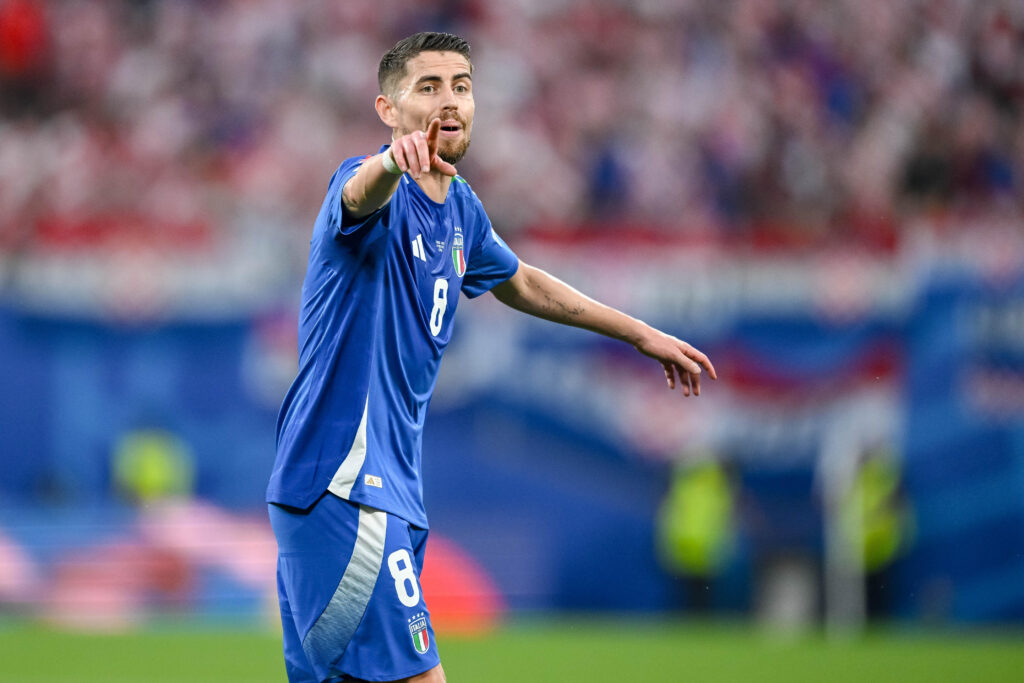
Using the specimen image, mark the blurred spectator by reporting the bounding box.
[0,0,51,115]
[1,0,1022,281]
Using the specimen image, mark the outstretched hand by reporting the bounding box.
[388,119,458,179]
[634,329,717,397]
[490,261,718,398]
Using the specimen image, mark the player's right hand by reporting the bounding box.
[387,119,457,179]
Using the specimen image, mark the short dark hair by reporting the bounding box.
[378,32,472,96]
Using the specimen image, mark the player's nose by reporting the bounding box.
[438,85,458,109]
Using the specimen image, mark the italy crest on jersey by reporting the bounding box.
[408,614,430,654]
[451,232,466,277]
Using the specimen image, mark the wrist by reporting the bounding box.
[621,318,649,347]
[381,147,403,175]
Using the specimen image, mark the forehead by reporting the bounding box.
[401,51,472,83]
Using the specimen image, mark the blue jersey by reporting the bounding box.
[268,147,519,528]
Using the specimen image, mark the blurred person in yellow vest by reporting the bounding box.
[113,428,195,504]
[657,457,736,612]
[840,446,912,618]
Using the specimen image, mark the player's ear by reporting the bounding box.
[375,94,398,128]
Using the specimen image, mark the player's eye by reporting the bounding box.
[455,84,469,94]
[421,84,436,93]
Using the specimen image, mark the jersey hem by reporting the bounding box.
[266,488,429,530]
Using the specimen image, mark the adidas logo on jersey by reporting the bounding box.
[364,474,383,488]
[411,234,427,262]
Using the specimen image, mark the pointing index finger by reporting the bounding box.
[426,118,441,151]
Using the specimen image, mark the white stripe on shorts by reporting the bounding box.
[302,503,387,667]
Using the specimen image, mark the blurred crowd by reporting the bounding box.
[0,0,1021,260]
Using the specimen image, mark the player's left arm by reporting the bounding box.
[490,262,717,396]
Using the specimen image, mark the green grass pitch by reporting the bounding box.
[1,617,1022,682]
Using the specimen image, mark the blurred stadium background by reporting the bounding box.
[1,0,1024,680]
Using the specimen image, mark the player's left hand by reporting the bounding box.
[634,329,716,397]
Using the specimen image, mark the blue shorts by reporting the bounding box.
[269,493,440,682]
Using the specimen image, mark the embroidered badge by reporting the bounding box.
[408,613,430,654]
[451,231,466,277]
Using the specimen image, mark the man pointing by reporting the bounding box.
[268,32,715,683]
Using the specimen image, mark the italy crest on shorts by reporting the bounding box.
[408,613,430,654]
[452,232,466,277]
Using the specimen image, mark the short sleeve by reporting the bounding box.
[323,154,388,237]
[461,215,519,298]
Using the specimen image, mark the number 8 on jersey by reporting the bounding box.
[429,278,448,337]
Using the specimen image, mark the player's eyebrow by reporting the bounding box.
[413,72,472,87]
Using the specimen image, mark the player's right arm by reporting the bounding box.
[341,119,457,219]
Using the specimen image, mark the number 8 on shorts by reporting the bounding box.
[388,548,422,607]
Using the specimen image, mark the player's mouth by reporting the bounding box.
[438,120,463,138]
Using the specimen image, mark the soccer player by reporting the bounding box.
[267,32,716,683]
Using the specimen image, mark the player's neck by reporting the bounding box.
[413,172,452,204]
